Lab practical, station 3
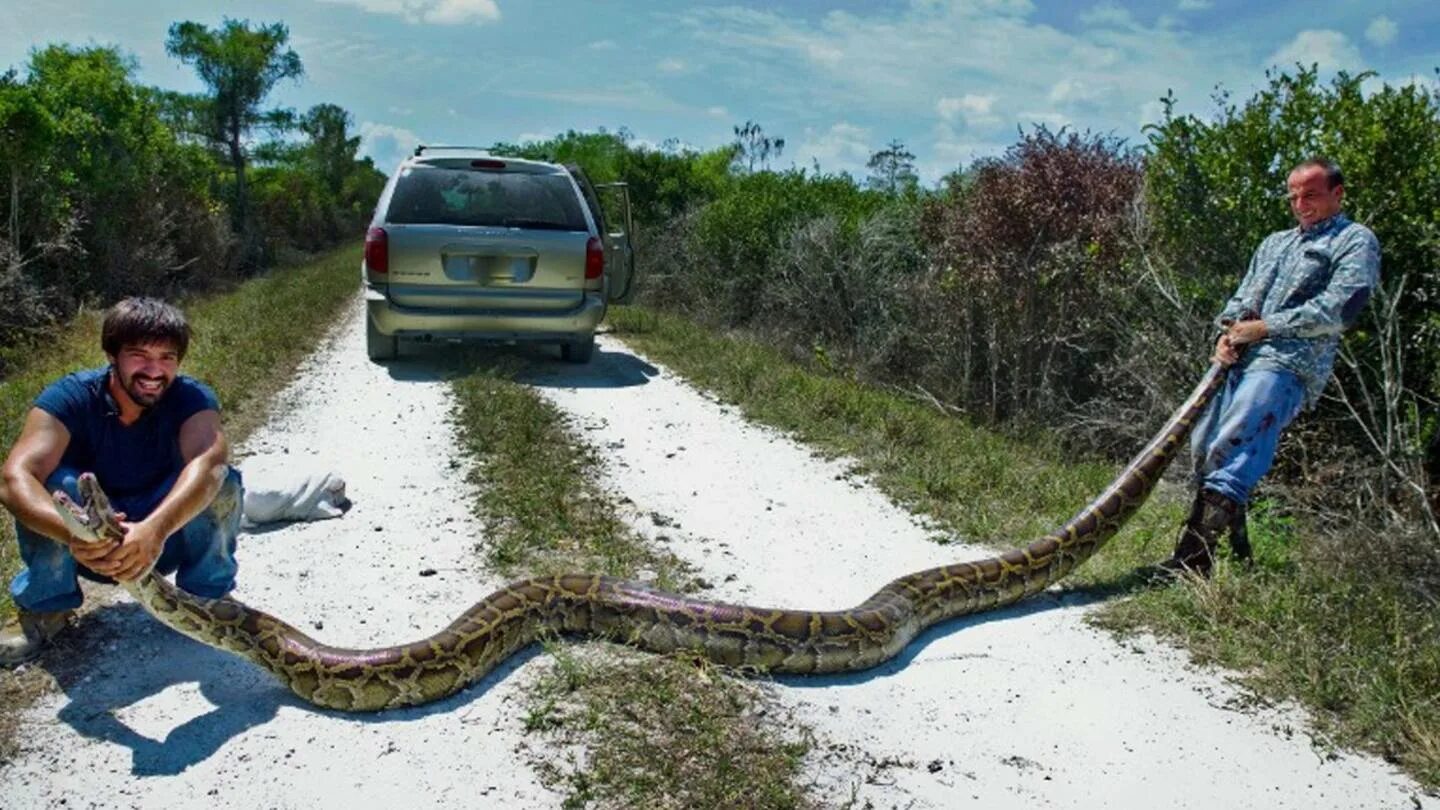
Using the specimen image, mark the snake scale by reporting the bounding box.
[52,362,1228,712]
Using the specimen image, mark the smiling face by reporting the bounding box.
[1287,164,1344,229]
[108,341,181,409]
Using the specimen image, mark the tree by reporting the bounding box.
[166,18,303,252]
[731,120,785,174]
[866,139,918,196]
[0,71,57,272]
[300,103,360,196]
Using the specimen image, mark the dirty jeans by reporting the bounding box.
[9,465,243,613]
[1190,367,1306,506]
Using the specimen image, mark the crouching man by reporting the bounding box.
[0,298,243,664]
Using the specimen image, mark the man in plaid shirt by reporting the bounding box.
[1159,158,1381,577]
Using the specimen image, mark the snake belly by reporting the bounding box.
[54,363,1228,712]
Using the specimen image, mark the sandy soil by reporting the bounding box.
[1,298,1434,809]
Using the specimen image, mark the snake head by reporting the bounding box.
[53,489,102,544]
[52,473,125,545]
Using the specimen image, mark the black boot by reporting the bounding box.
[1155,489,1239,578]
[1227,502,1252,564]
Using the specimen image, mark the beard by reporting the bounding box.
[116,368,172,408]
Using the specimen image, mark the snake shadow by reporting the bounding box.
[773,584,1119,689]
[39,600,533,777]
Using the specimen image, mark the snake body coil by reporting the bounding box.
[54,364,1228,712]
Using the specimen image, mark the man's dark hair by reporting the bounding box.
[1292,157,1344,189]
[101,298,191,360]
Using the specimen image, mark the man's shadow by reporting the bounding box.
[38,602,283,776]
[35,598,535,777]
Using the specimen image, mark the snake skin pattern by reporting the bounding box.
[52,363,1228,712]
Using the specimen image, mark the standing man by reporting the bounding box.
[0,298,243,663]
[1160,158,1381,577]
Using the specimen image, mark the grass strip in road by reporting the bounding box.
[0,243,364,759]
[525,645,813,810]
[447,354,816,808]
[606,305,1440,791]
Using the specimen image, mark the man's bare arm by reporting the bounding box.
[102,409,229,582]
[0,408,117,568]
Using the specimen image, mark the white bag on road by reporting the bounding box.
[239,455,349,526]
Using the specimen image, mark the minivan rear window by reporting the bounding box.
[385,167,589,231]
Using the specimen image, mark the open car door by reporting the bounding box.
[566,165,638,305]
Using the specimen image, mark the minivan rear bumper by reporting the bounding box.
[365,285,606,342]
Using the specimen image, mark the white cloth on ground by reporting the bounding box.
[239,455,349,526]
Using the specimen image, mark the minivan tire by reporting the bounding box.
[367,317,398,362]
[561,335,595,364]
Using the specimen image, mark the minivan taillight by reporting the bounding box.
[365,227,388,273]
[584,236,604,280]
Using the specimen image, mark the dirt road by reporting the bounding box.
[0,300,1432,808]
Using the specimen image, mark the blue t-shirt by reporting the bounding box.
[34,366,220,499]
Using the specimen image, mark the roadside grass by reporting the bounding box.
[606,305,1440,791]
[0,243,363,759]
[447,352,818,808]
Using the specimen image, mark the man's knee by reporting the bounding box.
[207,467,244,523]
[42,467,83,502]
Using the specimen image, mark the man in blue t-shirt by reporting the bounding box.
[0,298,243,664]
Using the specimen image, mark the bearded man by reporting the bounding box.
[0,298,243,663]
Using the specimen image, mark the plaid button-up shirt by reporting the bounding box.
[1218,212,1381,408]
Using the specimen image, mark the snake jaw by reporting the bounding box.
[52,490,103,545]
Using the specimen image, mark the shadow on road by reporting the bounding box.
[774,581,1133,690]
[369,339,658,390]
[33,597,537,777]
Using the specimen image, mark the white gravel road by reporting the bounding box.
[1,298,1433,809]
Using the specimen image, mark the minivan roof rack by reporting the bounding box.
[413,144,492,157]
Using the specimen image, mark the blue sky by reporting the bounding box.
[2,0,1436,183]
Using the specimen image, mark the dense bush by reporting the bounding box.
[918,128,1145,421]
[0,32,383,372]
[0,46,232,367]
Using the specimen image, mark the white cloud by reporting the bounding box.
[1176,0,1211,10]
[1266,30,1364,72]
[1365,16,1398,47]
[317,0,500,26]
[1048,77,1109,106]
[793,122,873,174]
[1079,3,1137,28]
[707,105,730,119]
[589,39,618,50]
[678,1,1250,152]
[658,58,686,74]
[359,122,424,172]
[936,93,1000,127]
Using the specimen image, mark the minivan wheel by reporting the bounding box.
[561,335,595,364]
[366,317,398,361]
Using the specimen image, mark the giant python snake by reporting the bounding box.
[52,362,1228,712]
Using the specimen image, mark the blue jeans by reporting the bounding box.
[9,465,243,612]
[1190,366,1306,506]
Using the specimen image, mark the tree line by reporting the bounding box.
[0,18,385,369]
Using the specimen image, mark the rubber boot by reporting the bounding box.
[1227,502,1252,564]
[1155,489,1239,579]
[0,609,75,666]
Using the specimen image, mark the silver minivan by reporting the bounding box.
[362,147,636,362]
